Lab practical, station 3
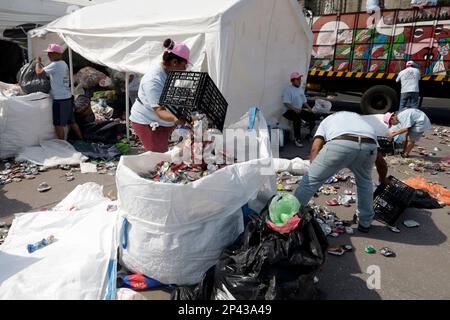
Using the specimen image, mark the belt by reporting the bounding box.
[332,134,377,144]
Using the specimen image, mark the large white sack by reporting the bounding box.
[0,92,56,159]
[16,139,88,168]
[0,183,119,300]
[117,109,276,285]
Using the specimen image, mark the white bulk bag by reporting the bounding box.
[117,109,276,285]
[0,183,119,300]
[0,92,56,159]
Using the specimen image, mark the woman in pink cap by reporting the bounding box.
[35,44,83,140]
[130,38,190,153]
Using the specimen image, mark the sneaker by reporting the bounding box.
[357,224,370,233]
[295,139,304,148]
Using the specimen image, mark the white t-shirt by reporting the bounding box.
[43,60,71,100]
[282,85,307,112]
[129,64,174,127]
[315,111,377,142]
[395,109,432,133]
[361,114,390,137]
[396,67,421,93]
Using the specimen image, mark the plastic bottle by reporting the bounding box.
[27,235,57,254]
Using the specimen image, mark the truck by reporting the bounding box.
[306,5,450,114]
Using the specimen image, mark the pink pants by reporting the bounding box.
[132,121,174,153]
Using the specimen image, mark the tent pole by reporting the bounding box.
[68,47,75,96]
[125,72,130,142]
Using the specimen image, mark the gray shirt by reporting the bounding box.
[395,109,432,133]
[43,60,71,100]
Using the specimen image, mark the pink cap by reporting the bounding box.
[44,44,65,54]
[290,72,302,80]
[406,61,415,67]
[167,42,191,64]
[384,112,395,128]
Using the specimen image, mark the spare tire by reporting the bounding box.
[361,85,398,114]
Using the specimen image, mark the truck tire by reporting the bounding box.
[361,85,398,114]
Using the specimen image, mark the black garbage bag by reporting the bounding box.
[72,140,122,161]
[409,189,443,209]
[171,266,216,300]
[172,202,328,300]
[17,61,51,94]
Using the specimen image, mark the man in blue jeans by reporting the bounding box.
[396,61,421,112]
[295,112,378,233]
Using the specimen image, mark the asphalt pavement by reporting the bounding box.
[1,97,450,300]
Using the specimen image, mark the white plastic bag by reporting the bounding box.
[16,139,88,168]
[273,158,310,175]
[312,99,332,114]
[0,183,119,300]
[116,288,147,300]
[117,109,276,285]
[0,93,56,159]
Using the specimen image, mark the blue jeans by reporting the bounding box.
[295,140,378,228]
[399,92,420,112]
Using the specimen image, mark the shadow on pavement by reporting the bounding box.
[0,186,32,221]
[355,208,447,246]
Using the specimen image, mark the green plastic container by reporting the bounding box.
[268,192,301,226]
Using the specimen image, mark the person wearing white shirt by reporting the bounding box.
[282,72,316,148]
[35,43,83,140]
[396,61,422,111]
[295,112,378,233]
[130,38,189,153]
[384,109,432,158]
[366,0,384,13]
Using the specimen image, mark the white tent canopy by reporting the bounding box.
[0,0,112,40]
[33,0,312,125]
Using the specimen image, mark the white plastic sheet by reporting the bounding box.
[117,110,276,285]
[0,92,56,159]
[273,157,310,175]
[0,183,119,300]
[16,139,88,168]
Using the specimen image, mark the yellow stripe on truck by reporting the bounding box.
[435,75,444,81]
[337,72,344,77]
[422,76,431,81]
[346,72,353,77]
[387,73,396,80]
[356,72,363,78]
[319,71,325,76]
[376,73,384,79]
[366,72,374,78]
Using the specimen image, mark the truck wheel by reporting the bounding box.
[361,85,398,114]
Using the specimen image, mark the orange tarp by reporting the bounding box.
[404,176,450,205]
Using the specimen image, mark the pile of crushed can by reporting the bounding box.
[0,161,47,185]
[140,161,227,184]
[140,113,233,184]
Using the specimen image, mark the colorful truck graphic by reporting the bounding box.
[307,6,450,114]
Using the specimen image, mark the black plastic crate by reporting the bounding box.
[159,71,228,131]
[373,176,416,225]
[377,137,395,155]
[377,137,403,155]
